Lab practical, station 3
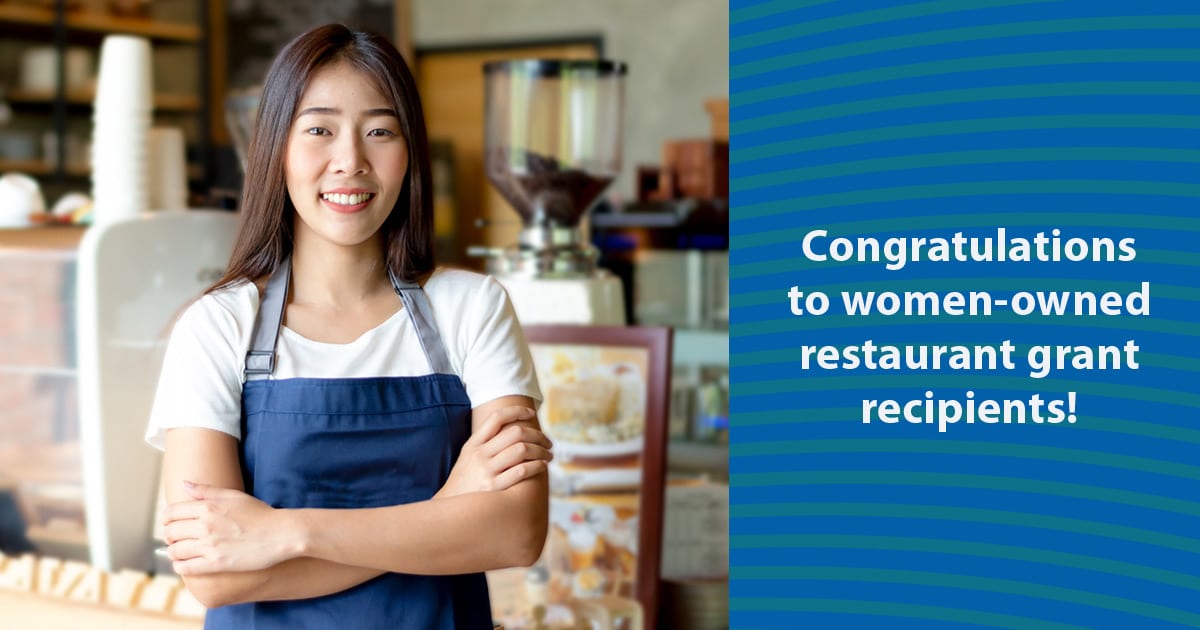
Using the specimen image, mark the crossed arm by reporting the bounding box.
[160,395,551,608]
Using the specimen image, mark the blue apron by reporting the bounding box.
[204,259,493,629]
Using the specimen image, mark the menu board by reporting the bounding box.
[226,0,395,89]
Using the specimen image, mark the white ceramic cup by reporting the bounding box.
[20,46,58,92]
[20,46,94,93]
[0,173,46,228]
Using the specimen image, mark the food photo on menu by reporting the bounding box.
[489,344,651,629]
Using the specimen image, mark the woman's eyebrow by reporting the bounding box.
[296,106,398,118]
[297,106,339,117]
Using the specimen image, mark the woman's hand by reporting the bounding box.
[436,405,553,498]
[163,481,304,576]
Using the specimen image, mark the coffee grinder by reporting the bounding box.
[476,59,627,325]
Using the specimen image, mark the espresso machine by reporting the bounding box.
[474,59,628,325]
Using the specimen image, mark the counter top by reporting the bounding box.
[0,552,205,628]
[0,226,87,252]
[0,588,203,629]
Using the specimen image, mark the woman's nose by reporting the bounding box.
[329,135,368,175]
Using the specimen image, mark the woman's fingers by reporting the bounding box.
[166,538,205,561]
[491,459,549,491]
[523,425,553,449]
[481,424,553,458]
[491,441,553,473]
[162,518,209,545]
[161,500,212,525]
[472,406,537,444]
[440,405,551,496]
[172,557,212,577]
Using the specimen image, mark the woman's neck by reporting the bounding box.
[290,237,391,308]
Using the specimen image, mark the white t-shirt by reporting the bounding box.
[145,268,542,450]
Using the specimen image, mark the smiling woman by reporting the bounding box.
[143,24,551,630]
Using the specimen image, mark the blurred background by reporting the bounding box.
[0,1,728,627]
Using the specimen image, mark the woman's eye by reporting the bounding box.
[367,128,396,138]
[305,127,330,136]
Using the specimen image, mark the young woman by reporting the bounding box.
[145,24,550,629]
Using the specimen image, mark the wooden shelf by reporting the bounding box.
[0,3,210,190]
[0,159,89,178]
[6,89,67,105]
[0,5,199,42]
[0,3,55,28]
[8,88,201,112]
[0,159,54,176]
[65,12,201,42]
[0,163,90,180]
[1,162,201,181]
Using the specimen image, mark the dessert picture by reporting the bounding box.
[488,325,672,629]
[532,345,648,460]
[548,494,639,599]
[488,494,640,629]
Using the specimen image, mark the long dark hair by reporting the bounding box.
[210,23,433,292]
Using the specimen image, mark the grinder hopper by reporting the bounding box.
[483,59,626,276]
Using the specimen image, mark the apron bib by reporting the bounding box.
[204,259,492,629]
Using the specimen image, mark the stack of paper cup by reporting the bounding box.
[147,126,188,210]
[91,35,153,225]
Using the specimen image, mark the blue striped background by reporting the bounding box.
[730,1,1200,628]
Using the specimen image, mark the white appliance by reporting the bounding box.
[496,274,624,326]
[76,209,238,572]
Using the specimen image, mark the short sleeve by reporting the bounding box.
[460,276,543,408]
[144,295,246,450]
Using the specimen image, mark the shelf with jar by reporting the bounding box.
[0,157,203,180]
[2,88,204,180]
[6,88,200,111]
[0,0,211,202]
[0,3,200,41]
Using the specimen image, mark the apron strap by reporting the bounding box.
[244,255,291,381]
[243,257,454,379]
[389,268,455,375]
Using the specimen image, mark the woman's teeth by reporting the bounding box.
[321,192,373,205]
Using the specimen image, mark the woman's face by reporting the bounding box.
[285,61,409,252]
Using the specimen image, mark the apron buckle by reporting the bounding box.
[244,349,275,378]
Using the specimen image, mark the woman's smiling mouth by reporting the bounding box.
[320,191,376,211]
